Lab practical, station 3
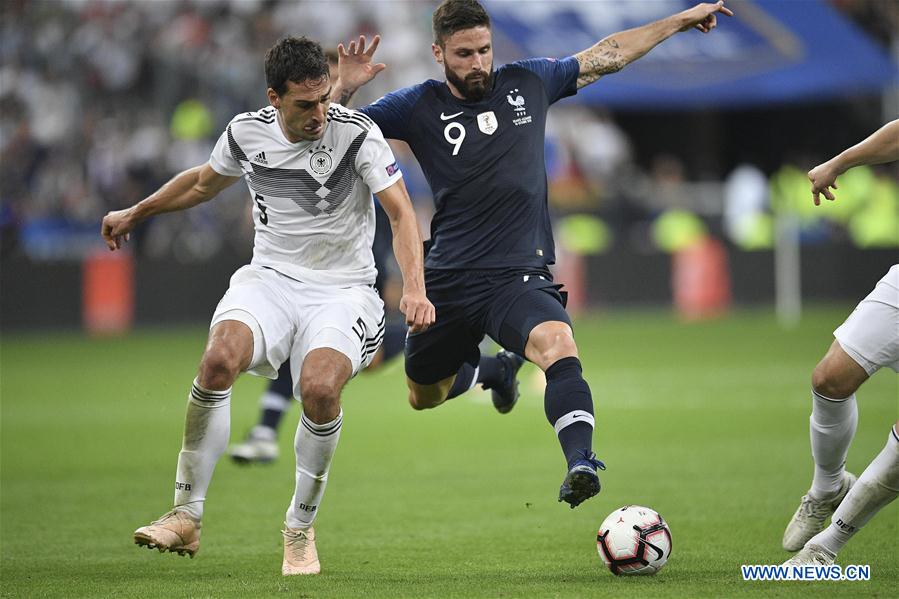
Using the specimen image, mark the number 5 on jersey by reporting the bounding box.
[444,122,466,156]
[254,193,268,225]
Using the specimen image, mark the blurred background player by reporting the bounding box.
[228,47,457,464]
[782,119,899,566]
[102,37,434,575]
[335,0,734,508]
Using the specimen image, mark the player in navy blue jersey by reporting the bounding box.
[335,0,734,508]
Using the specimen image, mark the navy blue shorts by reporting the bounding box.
[405,267,571,384]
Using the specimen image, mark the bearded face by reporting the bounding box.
[434,26,494,102]
[444,63,493,102]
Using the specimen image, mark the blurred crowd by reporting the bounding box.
[1,0,897,262]
[1,0,438,260]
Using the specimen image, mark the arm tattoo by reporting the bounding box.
[575,37,625,88]
[337,87,356,107]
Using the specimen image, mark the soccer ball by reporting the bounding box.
[596,505,672,575]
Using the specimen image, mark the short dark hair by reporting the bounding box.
[432,0,491,46]
[264,37,329,96]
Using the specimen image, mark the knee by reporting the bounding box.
[529,328,578,370]
[407,390,438,411]
[300,378,341,423]
[812,361,855,400]
[408,391,427,410]
[406,380,446,411]
[198,345,243,389]
[300,378,340,406]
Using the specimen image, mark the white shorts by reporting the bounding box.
[210,265,385,396]
[834,265,899,375]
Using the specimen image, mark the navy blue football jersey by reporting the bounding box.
[360,57,579,270]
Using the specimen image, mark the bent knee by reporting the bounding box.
[198,347,244,388]
[300,379,342,424]
[528,328,578,369]
[300,379,341,405]
[406,378,448,411]
[540,339,578,367]
[811,340,870,399]
[812,372,855,399]
[408,390,441,411]
[812,360,862,400]
[408,392,429,410]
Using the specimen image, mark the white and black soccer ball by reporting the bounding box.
[596,505,672,575]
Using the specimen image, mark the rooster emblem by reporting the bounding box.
[506,89,526,114]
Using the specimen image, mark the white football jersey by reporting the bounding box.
[209,104,402,286]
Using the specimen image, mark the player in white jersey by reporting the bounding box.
[101,37,434,576]
[782,119,899,566]
[228,48,410,466]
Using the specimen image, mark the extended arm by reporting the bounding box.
[101,163,240,250]
[375,179,435,333]
[574,1,733,88]
[808,119,899,205]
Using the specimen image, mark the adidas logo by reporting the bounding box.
[252,151,268,165]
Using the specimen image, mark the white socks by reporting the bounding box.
[173,378,231,521]
[809,389,858,500]
[285,410,343,530]
[810,426,899,556]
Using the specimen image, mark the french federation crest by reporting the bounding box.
[309,150,333,175]
[507,89,526,114]
[477,111,498,135]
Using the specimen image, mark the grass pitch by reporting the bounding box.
[2,307,896,598]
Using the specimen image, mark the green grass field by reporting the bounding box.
[2,307,896,598]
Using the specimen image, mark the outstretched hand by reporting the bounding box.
[337,35,386,94]
[808,161,841,206]
[680,1,734,33]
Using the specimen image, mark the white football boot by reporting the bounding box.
[782,471,856,551]
[781,543,836,566]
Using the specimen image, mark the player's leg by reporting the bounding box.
[810,341,865,499]
[490,282,603,508]
[784,272,898,551]
[134,319,253,557]
[281,284,381,576]
[442,347,523,409]
[784,421,899,565]
[177,320,254,518]
[282,347,352,576]
[403,271,477,409]
[405,270,525,411]
[811,341,866,502]
[782,340,863,551]
[405,332,510,410]
[135,265,292,558]
[527,321,603,509]
[229,362,293,464]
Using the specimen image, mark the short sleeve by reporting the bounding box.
[208,127,244,177]
[355,123,403,195]
[514,56,580,104]
[359,84,426,141]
